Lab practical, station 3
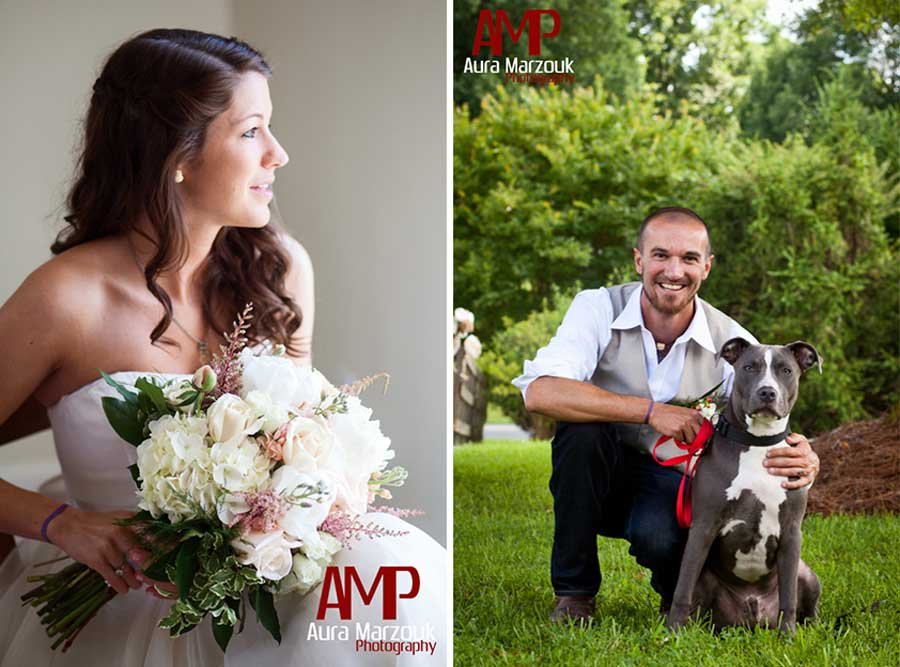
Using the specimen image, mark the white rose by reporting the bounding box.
[244,390,290,433]
[231,530,299,581]
[281,416,334,472]
[207,394,263,446]
[240,350,323,409]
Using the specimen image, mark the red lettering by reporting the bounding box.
[529,10,561,55]
[471,9,502,56]
[315,566,421,620]
[471,9,562,56]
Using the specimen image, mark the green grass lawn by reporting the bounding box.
[454,440,900,666]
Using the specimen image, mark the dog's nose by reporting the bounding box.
[757,386,777,403]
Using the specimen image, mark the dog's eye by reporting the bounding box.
[743,364,754,372]
[782,367,792,374]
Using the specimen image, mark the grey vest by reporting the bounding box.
[591,282,736,464]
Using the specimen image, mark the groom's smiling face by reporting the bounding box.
[633,215,712,316]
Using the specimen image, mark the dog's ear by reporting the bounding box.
[786,341,822,374]
[717,337,753,366]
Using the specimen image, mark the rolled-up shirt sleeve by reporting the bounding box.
[512,289,614,401]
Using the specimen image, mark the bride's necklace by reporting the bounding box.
[127,239,211,362]
[169,315,210,361]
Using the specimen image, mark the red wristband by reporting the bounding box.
[644,400,655,424]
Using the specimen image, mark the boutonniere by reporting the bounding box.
[669,379,727,424]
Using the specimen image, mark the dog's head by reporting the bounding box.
[716,338,822,428]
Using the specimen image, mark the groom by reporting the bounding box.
[513,207,821,623]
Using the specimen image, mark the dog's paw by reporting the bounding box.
[665,608,689,632]
[777,618,797,637]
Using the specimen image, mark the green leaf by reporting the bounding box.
[253,587,281,644]
[143,546,179,582]
[128,463,141,487]
[212,616,234,653]
[135,377,169,413]
[100,370,139,404]
[101,397,145,446]
[175,538,201,599]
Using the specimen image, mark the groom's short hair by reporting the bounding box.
[637,206,711,256]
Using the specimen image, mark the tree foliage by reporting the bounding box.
[739,3,899,142]
[625,0,770,123]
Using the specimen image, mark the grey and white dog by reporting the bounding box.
[666,338,822,634]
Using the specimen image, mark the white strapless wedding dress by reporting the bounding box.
[0,372,446,666]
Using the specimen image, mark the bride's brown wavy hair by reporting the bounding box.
[52,28,302,353]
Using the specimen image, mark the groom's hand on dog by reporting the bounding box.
[649,404,706,443]
[763,433,820,489]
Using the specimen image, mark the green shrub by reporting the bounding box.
[479,294,574,437]
[698,134,898,432]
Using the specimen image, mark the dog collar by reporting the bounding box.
[714,415,790,447]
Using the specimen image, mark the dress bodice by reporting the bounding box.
[46,372,189,512]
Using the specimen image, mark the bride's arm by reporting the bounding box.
[280,234,314,367]
[0,264,144,592]
[0,264,72,430]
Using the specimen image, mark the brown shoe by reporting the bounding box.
[550,595,596,624]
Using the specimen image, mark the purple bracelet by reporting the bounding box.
[40,503,69,543]
[644,400,655,424]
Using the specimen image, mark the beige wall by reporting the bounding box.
[0,1,447,543]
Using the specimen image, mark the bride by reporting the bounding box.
[0,29,445,665]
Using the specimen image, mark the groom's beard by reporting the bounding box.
[642,277,698,315]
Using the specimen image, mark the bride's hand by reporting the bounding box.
[45,507,144,595]
[127,547,179,599]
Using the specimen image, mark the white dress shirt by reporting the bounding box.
[513,286,757,402]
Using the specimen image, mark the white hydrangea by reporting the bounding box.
[209,436,273,494]
[136,414,215,522]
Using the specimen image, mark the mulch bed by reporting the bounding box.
[807,411,900,515]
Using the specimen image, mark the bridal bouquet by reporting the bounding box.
[22,306,409,652]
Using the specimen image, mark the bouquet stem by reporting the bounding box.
[21,562,118,652]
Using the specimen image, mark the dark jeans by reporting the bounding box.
[549,421,688,602]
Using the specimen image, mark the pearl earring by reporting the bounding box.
[174,170,184,183]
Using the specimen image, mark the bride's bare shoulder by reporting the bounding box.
[10,238,129,322]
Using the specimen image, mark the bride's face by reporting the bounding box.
[179,71,289,229]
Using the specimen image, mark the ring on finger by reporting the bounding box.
[113,557,129,577]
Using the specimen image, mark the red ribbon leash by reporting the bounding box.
[651,418,714,529]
